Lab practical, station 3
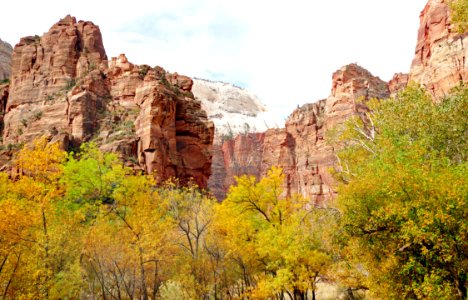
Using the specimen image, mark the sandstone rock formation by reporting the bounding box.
[409,0,467,98]
[4,15,108,147]
[388,73,409,96]
[0,38,12,81]
[1,16,214,188]
[211,64,390,201]
[210,0,468,201]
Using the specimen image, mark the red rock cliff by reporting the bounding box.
[388,73,409,97]
[409,0,467,98]
[211,64,390,201]
[1,16,214,188]
[211,0,467,201]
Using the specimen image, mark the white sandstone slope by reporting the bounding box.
[0,38,13,81]
[192,78,281,141]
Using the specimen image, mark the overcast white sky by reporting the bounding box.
[1,0,427,118]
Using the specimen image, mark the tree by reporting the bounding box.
[449,0,468,33]
[161,183,218,299]
[214,167,333,300]
[80,165,176,299]
[61,142,129,206]
[332,85,467,299]
[0,138,86,298]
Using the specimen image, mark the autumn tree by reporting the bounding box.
[0,138,87,298]
[61,143,176,299]
[332,85,467,299]
[449,0,468,33]
[214,167,333,300]
[160,183,218,299]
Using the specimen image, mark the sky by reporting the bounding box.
[1,0,427,118]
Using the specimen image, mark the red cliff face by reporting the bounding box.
[1,16,214,188]
[209,132,266,200]
[409,0,467,98]
[4,15,108,146]
[388,73,409,97]
[211,64,390,201]
[210,0,468,201]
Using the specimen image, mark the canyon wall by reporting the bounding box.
[211,0,467,201]
[409,0,467,98]
[211,64,390,201]
[0,15,214,188]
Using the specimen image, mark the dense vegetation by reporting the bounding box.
[332,84,467,299]
[450,0,468,33]
[0,84,466,299]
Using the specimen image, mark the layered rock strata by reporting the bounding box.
[409,0,467,98]
[0,16,214,188]
[211,64,390,201]
[211,0,467,201]
[388,73,409,96]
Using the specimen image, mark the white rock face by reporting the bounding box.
[0,38,13,81]
[192,78,281,142]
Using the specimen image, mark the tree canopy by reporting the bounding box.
[0,84,466,299]
[332,84,467,299]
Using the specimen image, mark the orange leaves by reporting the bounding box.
[15,137,66,183]
[215,166,334,298]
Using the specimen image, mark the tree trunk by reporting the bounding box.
[42,207,50,299]
[139,247,148,300]
[2,253,20,299]
[152,260,160,300]
[346,288,356,300]
[293,288,305,300]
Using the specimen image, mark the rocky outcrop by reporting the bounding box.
[389,73,409,96]
[195,79,282,196]
[409,0,467,98]
[211,0,468,201]
[212,64,390,201]
[4,15,108,147]
[0,39,12,81]
[1,16,214,188]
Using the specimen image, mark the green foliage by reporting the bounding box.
[138,64,150,79]
[332,84,468,299]
[0,82,465,299]
[65,78,76,91]
[61,142,129,205]
[33,110,43,121]
[449,0,468,33]
[215,167,335,299]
